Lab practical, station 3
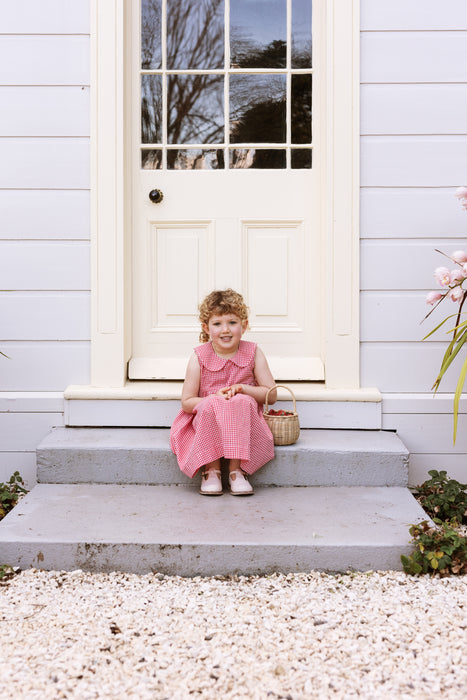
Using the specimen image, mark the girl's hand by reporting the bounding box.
[217,384,243,399]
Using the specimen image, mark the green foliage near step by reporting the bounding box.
[0,471,27,520]
[401,519,467,576]
[0,472,27,582]
[413,470,467,523]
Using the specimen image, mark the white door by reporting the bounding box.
[129,0,323,381]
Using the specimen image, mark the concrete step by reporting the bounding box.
[0,484,427,575]
[37,427,409,487]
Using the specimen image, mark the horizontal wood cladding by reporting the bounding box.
[360,239,466,289]
[0,453,38,489]
[361,136,467,187]
[0,0,90,34]
[383,412,467,456]
[361,343,465,393]
[0,36,89,85]
[0,138,89,189]
[0,293,90,340]
[0,392,64,413]
[0,191,90,240]
[361,292,450,343]
[360,188,467,239]
[0,87,90,137]
[408,454,467,489]
[0,412,63,452]
[0,242,90,289]
[361,84,467,135]
[361,0,467,31]
[361,31,467,83]
[0,343,90,391]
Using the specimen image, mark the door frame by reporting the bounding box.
[89,0,360,390]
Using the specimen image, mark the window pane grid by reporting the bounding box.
[140,0,312,169]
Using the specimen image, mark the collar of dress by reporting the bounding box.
[199,341,253,371]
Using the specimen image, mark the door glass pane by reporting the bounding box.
[292,0,312,68]
[140,1,313,169]
[167,0,224,69]
[230,149,286,169]
[141,75,162,143]
[230,0,286,68]
[291,149,312,169]
[291,74,312,143]
[230,75,286,143]
[168,75,224,144]
[141,0,162,69]
[142,149,162,169]
[167,149,224,170]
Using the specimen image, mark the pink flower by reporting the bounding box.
[451,250,467,263]
[426,291,443,305]
[450,268,467,284]
[455,186,467,210]
[449,287,464,302]
[434,266,451,287]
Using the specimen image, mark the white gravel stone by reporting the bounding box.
[0,569,466,699]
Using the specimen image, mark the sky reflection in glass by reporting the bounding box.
[230,0,286,67]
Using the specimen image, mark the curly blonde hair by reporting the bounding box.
[198,289,249,343]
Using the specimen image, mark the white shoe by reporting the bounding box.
[199,469,223,496]
[229,470,254,496]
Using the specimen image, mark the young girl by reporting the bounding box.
[170,289,277,496]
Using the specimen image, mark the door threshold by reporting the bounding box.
[65,382,381,403]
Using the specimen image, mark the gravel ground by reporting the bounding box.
[0,569,466,699]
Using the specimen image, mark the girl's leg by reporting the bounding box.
[228,458,241,474]
[205,458,221,473]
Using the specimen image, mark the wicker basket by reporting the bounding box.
[263,385,300,446]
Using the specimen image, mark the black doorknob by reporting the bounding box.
[149,189,164,204]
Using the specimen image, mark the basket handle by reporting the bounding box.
[264,384,297,413]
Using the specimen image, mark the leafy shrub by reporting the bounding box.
[414,469,467,523]
[0,471,27,520]
[0,565,18,581]
[401,520,467,576]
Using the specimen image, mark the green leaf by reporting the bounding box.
[453,354,467,443]
[432,327,467,393]
[422,313,460,340]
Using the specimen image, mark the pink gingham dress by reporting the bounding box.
[170,340,274,478]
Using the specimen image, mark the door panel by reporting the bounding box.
[129,0,322,380]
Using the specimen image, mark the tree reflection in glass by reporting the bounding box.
[167,75,224,144]
[141,0,162,70]
[141,75,162,144]
[230,149,286,169]
[292,0,312,68]
[167,0,224,69]
[140,0,313,170]
[292,74,312,143]
[230,74,286,143]
[167,149,223,170]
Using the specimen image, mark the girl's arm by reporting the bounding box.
[222,347,277,405]
[181,353,203,414]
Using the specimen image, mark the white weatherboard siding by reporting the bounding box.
[0,1,90,486]
[360,0,467,485]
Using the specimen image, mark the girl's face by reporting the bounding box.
[203,313,247,355]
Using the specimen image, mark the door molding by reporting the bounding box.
[89,0,360,389]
